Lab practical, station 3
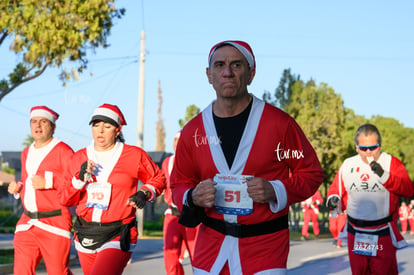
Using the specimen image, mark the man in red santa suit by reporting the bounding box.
[162,131,198,275]
[408,200,414,235]
[301,190,323,239]
[59,104,165,275]
[328,211,347,248]
[170,40,324,274]
[327,123,413,275]
[398,201,409,234]
[8,106,74,275]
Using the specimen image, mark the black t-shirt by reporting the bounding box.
[213,100,253,168]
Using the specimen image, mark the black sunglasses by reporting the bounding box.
[357,143,380,152]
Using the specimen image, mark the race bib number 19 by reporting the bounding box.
[86,181,112,210]
[213,174,253,216]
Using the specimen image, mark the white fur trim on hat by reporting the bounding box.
[89,103,126,126]
[30,106,59,123]
[91,107,121,126]
[224,42,255,69]
[208,40,255,69]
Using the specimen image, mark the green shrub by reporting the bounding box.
[143,220,162,231]
[0,249,14,264]
[0,209,19,227]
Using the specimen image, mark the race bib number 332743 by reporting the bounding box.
[353,233,380,257]
[213,174,253,216]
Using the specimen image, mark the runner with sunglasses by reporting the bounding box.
[326,123,413,274]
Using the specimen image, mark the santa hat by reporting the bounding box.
[30,106,59,123]
[89,103,127,127]
[208,40,256,69]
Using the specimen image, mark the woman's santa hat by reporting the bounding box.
[208,40,256,69]
[30,106,59,123]
[89,103,127,127]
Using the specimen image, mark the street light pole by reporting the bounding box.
[137,29,146,235]
[137,29,146,148]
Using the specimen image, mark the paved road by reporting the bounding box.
[288,236,414,275]
[2,234,414,274]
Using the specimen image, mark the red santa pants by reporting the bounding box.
[347,232,397,275]
[400,218,408,233]
[163,212,198,275]
[13,226,72,275]
[302,209,319,237]
[409,218,414,234]
[329,214,347,246]
[78,248,132,275]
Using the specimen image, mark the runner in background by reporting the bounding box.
[301,190,323,240]
[327,123,413,274]
[162,131,198,275]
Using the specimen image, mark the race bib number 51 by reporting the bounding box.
[213,174,253,216]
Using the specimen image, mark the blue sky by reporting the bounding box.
[1,0,413,154]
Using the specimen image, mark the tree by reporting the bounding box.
[155,80,166,151]
[370,116,406,160]
[400,127,414,182]
[285,81,350,195]
[262,68,300,109]
[22,135,34,148]
[340,108,368,160]
[266,69,414,232]
[179,104,200,128]
[369,116,414,182]
[265,72,359,232]
[0,0,125,101]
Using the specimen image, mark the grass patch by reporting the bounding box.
[143,220,162,230]
[142,229,163,238]
[142,220,163,237]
